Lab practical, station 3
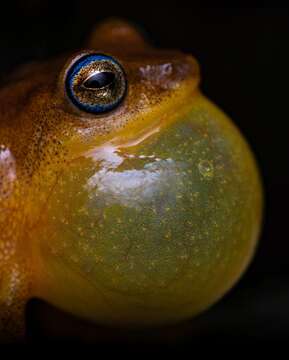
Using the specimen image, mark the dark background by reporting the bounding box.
[0,2,288,349]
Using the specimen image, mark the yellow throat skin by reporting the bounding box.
[0,19,263,340]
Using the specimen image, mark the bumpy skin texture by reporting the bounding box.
[0,19,262,340]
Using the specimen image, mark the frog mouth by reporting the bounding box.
[83,122,161,162]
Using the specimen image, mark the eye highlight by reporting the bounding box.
[65,54,127,114]
[82,72,115,89]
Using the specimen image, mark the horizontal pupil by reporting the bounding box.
[83,71,115,89]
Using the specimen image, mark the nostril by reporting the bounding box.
[0,145,16,199]
[159,63,173,77]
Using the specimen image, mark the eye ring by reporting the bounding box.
[65,53,127,114]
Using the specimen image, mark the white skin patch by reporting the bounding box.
[0,146,16,199]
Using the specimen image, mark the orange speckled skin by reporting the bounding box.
[0,19,263,341]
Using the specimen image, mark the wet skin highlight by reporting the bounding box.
[0,19,263,340]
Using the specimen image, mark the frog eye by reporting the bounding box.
[65,53,127,114]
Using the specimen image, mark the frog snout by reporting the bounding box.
[138,53,199,91]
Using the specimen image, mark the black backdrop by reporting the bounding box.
[0,3,288,347]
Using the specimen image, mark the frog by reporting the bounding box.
[0,18,263,341]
